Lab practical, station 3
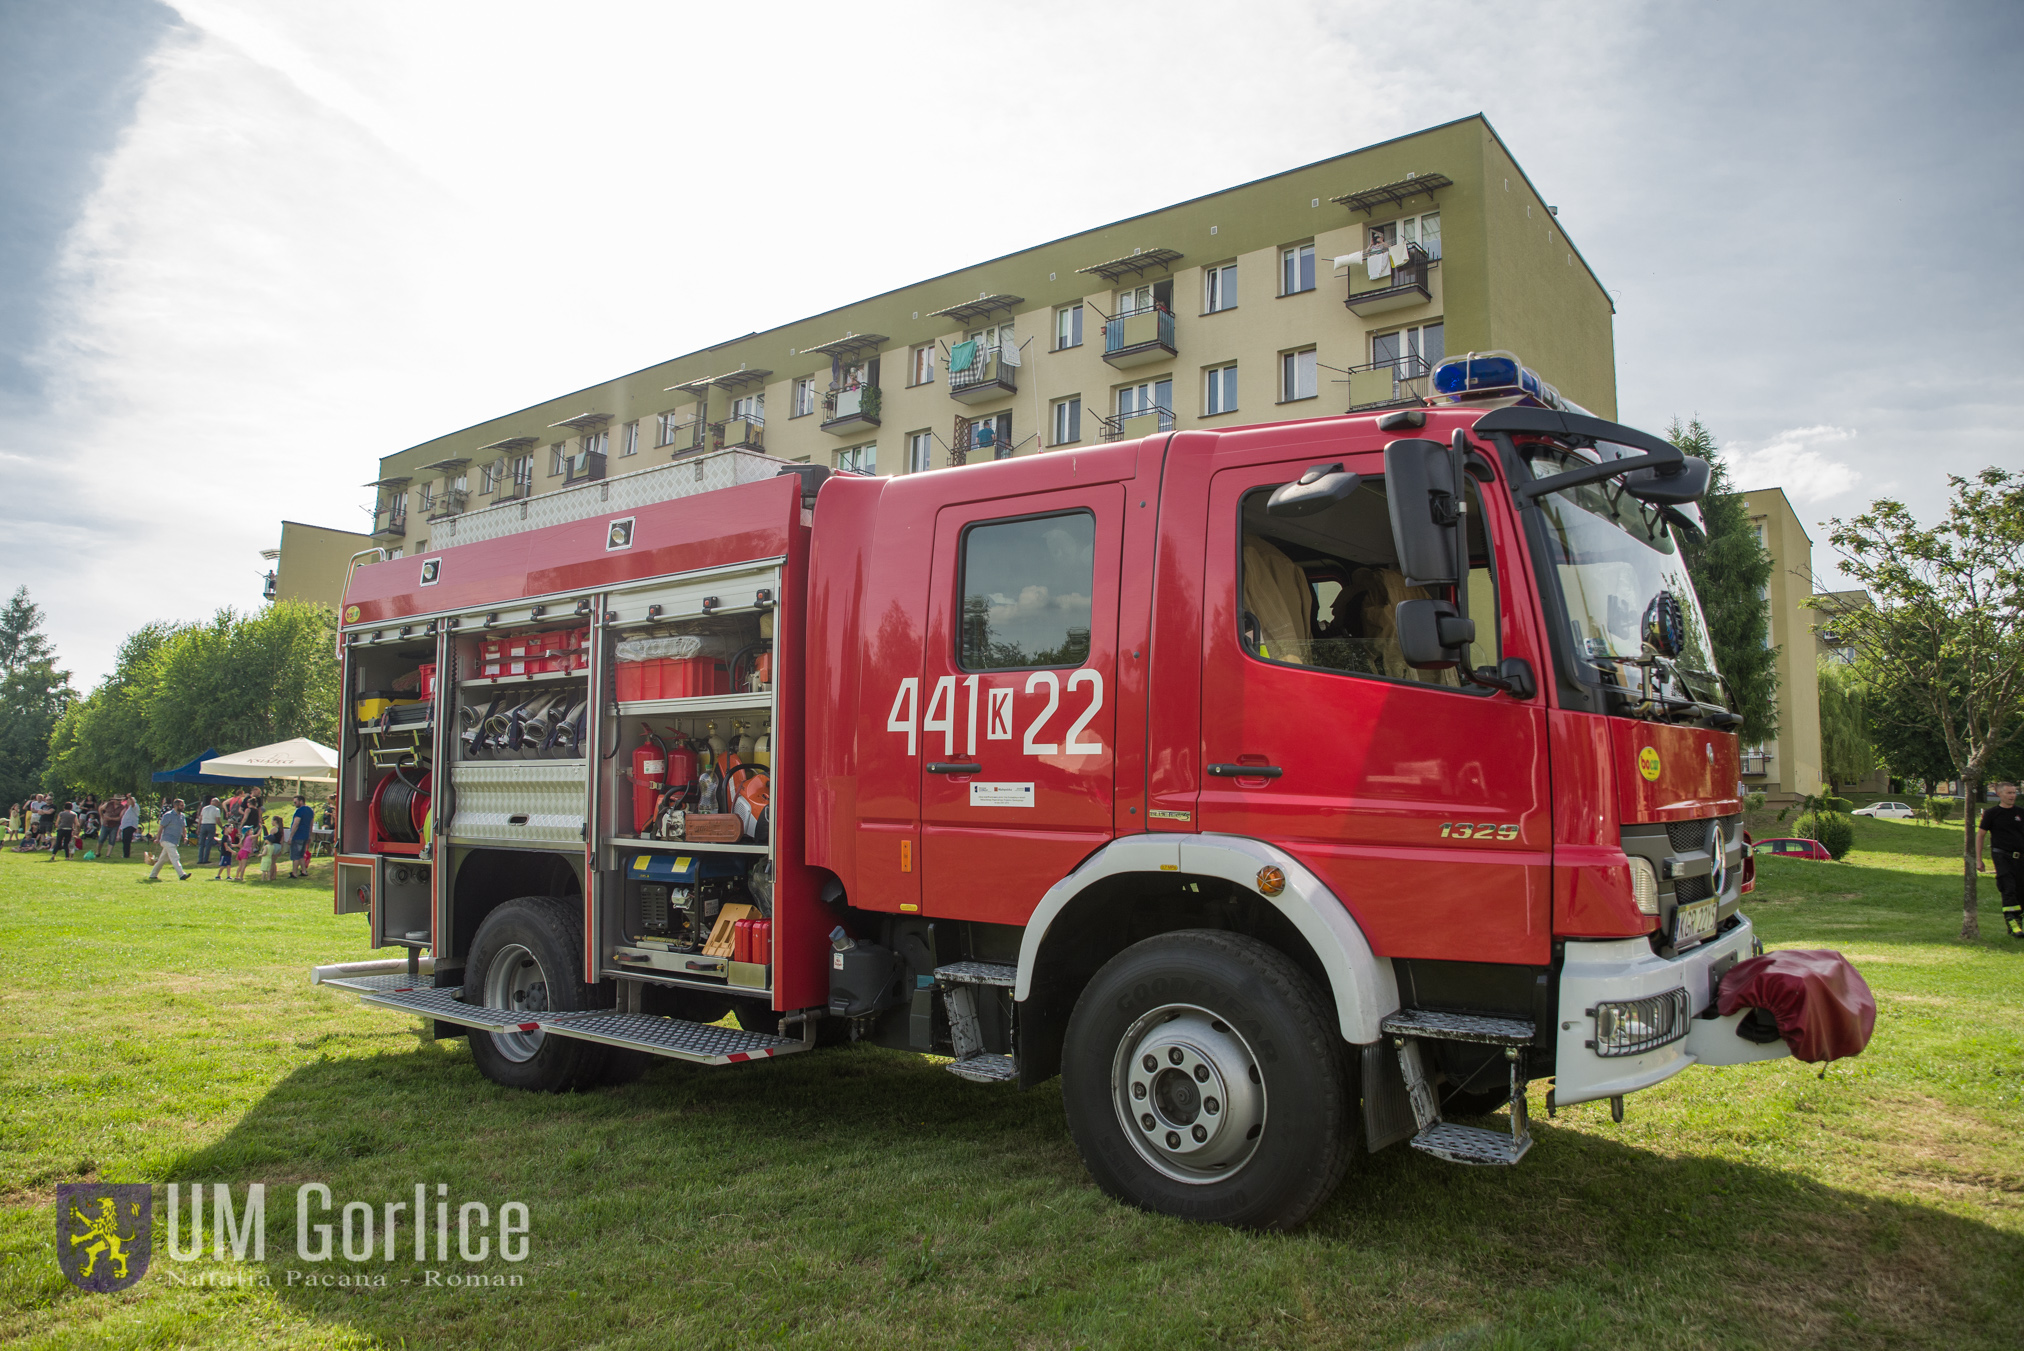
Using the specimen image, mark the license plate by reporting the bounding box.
[1673,899,1717,946]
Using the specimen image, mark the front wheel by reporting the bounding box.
[1061,930,1352,1230]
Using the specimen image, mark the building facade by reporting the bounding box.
[321,116,1615,572]
[1739,488,1824,801]
[265,520,376,611]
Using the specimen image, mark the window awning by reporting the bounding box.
[548,412,612,431]
[476,435,539,452]
[927,295,1024,327]
[1331,172,1453,216]
[419,457,470,473]
[363,475,412,488]
[664,369,773,395]
[802,333,889,361]
[1077,248,1184,283]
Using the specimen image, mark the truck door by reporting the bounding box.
[1192,453,1551,964]
[917,486,1124,925]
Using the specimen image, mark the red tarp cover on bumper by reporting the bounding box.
[1717,949,1876,1064]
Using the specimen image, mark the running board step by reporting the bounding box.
[1380,1009,1535,1045]
[1410,1121,1533,1166]
[346,984,808,1065]
[945,1053,1018,1083]
[934,961,1017,987]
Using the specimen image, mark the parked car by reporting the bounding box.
[1851,801,1914,819]
[1755,837,1833,860]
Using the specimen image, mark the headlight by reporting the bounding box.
[1587,989,1691,1057]
[1628,856,1659,915]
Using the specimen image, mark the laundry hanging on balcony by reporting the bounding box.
[999,341,1021,368]
[1365,249,1392,281]
[1389,242,1411,267]
[948,340,978,374]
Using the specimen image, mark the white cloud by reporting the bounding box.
[1721,425,1862,504]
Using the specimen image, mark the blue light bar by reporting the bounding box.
[1429,351,1589,415]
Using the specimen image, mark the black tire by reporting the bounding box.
[464,895,616,1092]
[1062,930,1351,1231]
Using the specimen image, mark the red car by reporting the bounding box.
[1755,837,1832,861]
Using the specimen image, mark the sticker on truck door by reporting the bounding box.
[969,782,1035,808]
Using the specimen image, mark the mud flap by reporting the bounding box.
[1361,1041,1415,1152]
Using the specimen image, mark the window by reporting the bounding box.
[1368,211,1442,261]
[791,378,816,417]
[418,480,436,511]
[1054,304,1083,350]
[730,393,764,423]
[620,421,639,456]
[1281,243,1316,295]
[1116,280,1172,316]
[1280,348,1317,402]
[964,410,1014,459]
[1205,364,1238,416]
[657,411,684,446]
[1051,396,1082,446]
[549,443,567,476]
[959,511,1096,670]
[910,345,936,386]
[907,431,935,473]
[480,460,501,493]
[1373,322,1444,378]
[1117,379,1174,430]
[582,430,608,458]
[452,471,468,493]
[510,455,532,489]
[969,321,1013,353]
[1204,261,1238,313]
[1237,474,1500,687]
[836,442,876,474]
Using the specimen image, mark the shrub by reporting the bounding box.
[1801,811,1855,860]
[1924,797,1957,824]
[1824,795,1854,814]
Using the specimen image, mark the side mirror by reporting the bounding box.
[1397,598,1474,669]
[1384,439,1459,588]
[1266,462,1363,518]
[1624,455,1711,505]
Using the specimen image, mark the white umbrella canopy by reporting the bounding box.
[201,738,340,783]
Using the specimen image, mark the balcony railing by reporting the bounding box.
[262,569,277,600]
[715,417,764,450]
[1102,305,1176,369]
[373,509,407,537]
[821,384,882,435]
[425,489,469,521]
[1097,405,1174,443]
[563,450,606,485]
[1343,354,1433,412]
[494,477,533,501]
[947,346,1017,404]
[1345,242,1432,316]
[1740,752,1772,777]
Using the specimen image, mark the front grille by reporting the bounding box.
[1668,819,1713,852]
[1675,874,1713,904]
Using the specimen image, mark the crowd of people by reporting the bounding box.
[5,788,333,881]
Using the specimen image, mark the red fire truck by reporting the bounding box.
[316,363,1829,1229]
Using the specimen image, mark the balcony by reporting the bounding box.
[1344,355,1432,413]
[493,478,533,502]
[563,449,606,485]
[1102,305,1177,369]
[716,417,764,450]
[1097,406,1174,443]
[425,489,469,521]
[373,509,407,538]
[947,347,1016,404]
[821,385,881,436]
[1740,751,1772,777]
[1344,242,1432,317]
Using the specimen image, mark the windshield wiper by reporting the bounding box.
[1595,654,1742,730]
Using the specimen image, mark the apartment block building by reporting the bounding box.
[1739,488,1825,802]
[277,116,1615,605]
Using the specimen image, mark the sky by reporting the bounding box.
[2,0,2020,687]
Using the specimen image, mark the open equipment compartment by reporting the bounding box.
[337,620,443,947]
[599,564,782,999]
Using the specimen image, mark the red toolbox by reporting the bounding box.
[616,657,729,702]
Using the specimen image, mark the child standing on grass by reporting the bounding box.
[259,815,284,882]
[4,802,19,843]
[210,824,241,880]
[230,825,257,881]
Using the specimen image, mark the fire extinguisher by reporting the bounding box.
[631,735,667,836]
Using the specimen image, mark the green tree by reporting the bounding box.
[1,659,72,805]
[1817,659,1876,790]
[142,601,339,767]
[0,586,56,672]
[1670,418,1779,745]
[1825,468,2024,938]
[44,623,178,798]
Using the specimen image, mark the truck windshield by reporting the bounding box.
[1526,447,1728,721]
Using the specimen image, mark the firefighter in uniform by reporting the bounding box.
[1978,781,2024,939]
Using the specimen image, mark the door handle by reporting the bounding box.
[1207,763,1283,778]
[927,763,982,774]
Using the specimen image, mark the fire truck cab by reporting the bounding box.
[319,373,1804,1230]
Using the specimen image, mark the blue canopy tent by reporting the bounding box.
[151,748,266,787]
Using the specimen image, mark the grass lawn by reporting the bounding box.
[1,818,2020,1349]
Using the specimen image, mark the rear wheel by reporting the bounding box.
[1061,930,1351,1230]
[464,895,615,1092]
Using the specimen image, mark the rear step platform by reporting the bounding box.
[323,976,810,1066]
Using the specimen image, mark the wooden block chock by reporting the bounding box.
[703,903,759,957]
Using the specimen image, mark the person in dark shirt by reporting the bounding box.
[1978,781,2024,938]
